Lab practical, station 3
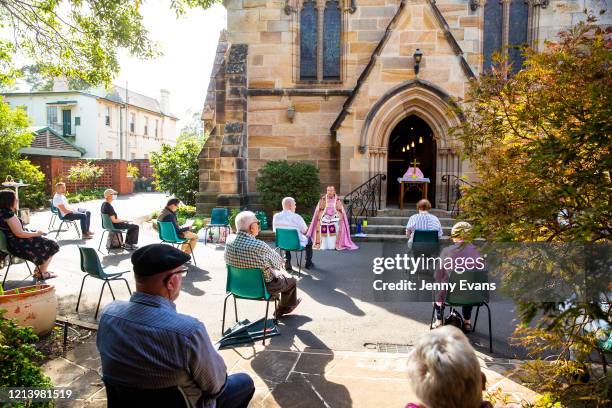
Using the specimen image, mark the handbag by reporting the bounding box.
[444,309,465,331]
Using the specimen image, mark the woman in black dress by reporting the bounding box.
[0,190,59,279]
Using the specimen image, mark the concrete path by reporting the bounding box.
[42,337,537,408]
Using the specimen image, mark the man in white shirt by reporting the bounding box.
[52,182,94,239]
[272,197,314,271]
[405,199,443,243]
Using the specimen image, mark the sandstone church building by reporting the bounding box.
[198,0,610,214]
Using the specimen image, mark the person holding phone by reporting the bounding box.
[101,189,139,250]
[0,189,59,280]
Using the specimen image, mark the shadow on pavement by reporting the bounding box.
[251,315,352,407]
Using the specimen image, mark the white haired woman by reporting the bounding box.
[406,326,492,408]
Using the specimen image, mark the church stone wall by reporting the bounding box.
[199,0,611,212]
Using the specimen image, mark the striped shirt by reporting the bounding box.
[97,292,227,408]
[224,231,284,282]
[405,211,443,242]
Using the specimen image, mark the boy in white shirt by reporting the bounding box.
[272,197,314,271]
[52,182,94,239]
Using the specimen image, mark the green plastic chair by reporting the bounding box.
[157,221,197,266]
[204,208,230,246]
[222,265,279,345]
[412,229,440,259]
[0,229,34,286]
[275,228,305,277]
[77,246,132,319]
[98,213,125,253]
[48,200,59,230]
[431,268,492,352]
[52,203,81,239]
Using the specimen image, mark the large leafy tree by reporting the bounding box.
[454,21,611,406]
[0,0,220,86]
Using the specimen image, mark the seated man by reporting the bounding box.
[272,196,314,271]
[225,211,301,317]
[101,188,139,250]
[97,244,255,408]
[405,199,443,244]
[157,198,198,254]
[52,182,93,239]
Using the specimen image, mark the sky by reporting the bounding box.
[114,2,227,129]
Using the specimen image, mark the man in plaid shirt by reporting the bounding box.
[225,211,301,316]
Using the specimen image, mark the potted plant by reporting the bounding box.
[0,284,57,335]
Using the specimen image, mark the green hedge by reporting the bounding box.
[255,160,320,212]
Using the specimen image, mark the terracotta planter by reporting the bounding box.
[0,284,57,335]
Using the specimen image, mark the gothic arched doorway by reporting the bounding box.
[386,115,436,206]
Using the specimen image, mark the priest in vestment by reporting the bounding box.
[307,186,358,250]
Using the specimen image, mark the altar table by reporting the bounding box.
[397,177,430,209]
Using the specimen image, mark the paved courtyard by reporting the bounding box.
[3,193,537,406]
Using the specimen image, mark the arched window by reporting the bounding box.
[508,0,529,72]
[300,0,318,80]
[323,0,341,79]
[483,0,529,74]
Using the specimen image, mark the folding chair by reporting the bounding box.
[98,214,124,253]
[203,208,231,246]
[54,204,81,239]
[0,229,35,286]
[275,228,305,277]
[157,221,197,266]
[222,265,279,345]
[431,268,493,352]
[76,247,132,319]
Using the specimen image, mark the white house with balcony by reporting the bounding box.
[2,82,178,160]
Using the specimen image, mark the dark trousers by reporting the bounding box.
[64,210,91,234]
[434,304,473,321]
[266,275,298,310]
[284,237,313,264]
[216,373,255,408]
[113,222,139,245]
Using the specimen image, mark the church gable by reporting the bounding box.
[333,1,473,141]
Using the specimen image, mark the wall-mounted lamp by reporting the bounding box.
[287,105,296,122]
[413,48,423,75]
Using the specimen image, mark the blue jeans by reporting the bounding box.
[63,210,91,234]
[216,373,254,408]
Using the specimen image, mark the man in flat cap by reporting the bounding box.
[96,244,255,408]
[225,211,301,317]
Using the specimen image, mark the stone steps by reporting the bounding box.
[352,234,452,243]
[356,215,456,227]
[354,224,452,236]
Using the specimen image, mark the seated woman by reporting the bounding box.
[0,190,59,280]
[433,221,482,330]
[157,198,198,254]
[101,189,139,250]
[406,326,492,408]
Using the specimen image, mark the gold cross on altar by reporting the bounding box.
[411,158,420,179]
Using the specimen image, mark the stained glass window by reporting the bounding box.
[323,0,341,79]
[300,0,318,80]
[483,1,503,72]
[508,0,529,73]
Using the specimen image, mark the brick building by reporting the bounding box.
[198,0,611,213]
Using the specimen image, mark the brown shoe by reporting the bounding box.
[274,298,302,318]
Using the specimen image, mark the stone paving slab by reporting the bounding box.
[43,337,537,407]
